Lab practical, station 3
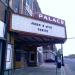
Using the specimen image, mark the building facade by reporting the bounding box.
[8,0,43,68]
[9,0,41,16]
[0,0,67,71]
[0,0,9,74]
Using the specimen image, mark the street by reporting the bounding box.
[64,58,75,75]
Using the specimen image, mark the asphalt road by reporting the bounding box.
[64,58,75,75]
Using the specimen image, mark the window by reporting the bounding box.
[14,0,20,13]
[9,0,20,13]
[9,0,12,8]
[25,10,31,16]
[26,0,32,9]
[26,0,29,5]
[1,0,8,5]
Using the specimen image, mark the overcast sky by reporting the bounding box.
[37,0,75,56]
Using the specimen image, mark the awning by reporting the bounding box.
[13,31,66,46]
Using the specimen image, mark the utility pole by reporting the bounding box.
[61,44,64,66]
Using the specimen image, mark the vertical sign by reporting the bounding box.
[0,20,5,38]
[5,44,13,69]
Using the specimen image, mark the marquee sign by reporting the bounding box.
[33,13,65,26]
[0,20,5,38]
[11,14,66,38]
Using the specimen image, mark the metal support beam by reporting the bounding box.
[0,40,7,75]
[61,44,64,66]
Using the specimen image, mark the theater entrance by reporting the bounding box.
[14,39,37,68]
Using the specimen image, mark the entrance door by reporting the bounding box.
[28,51,37,66]
[21,52,27,67]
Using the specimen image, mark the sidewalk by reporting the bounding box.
[61,66,66,75]
[40,63,61,75]
[40,63,56,68]
[13,63,58,75]
[63,64,74,75]
[61,64,75,75]
[4,63,67,75]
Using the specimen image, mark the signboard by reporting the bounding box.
[33,13,65,26]
[0,20,5,38]
[11,14,66,38]
[6,44,13,69]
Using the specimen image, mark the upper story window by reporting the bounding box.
[26,0,33,9]
[9,0,20,13]
[14,0,20,13]
[25,0,33,16]
[1,0,8,6]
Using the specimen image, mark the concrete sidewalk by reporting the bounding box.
[13,64,57,75]
[41,63,68,75]
[61,64,75,75]
[63,64,74,75]
[61,66,66,75]
[40,63,56,68]
[4,63,68,75]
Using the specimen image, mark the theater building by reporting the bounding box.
[8,12,66,68]
[0,0,67,70]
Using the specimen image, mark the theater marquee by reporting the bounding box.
[33,13,65,26]
[10,14,66,38]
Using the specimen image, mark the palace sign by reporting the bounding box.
[33,13,65,26]
[11,14,66,38]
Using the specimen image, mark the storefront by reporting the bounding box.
[8,12,67,68]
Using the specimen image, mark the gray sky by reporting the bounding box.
[37,0,75,56]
